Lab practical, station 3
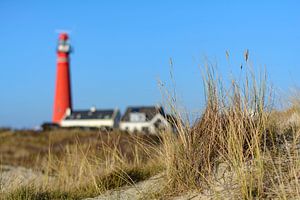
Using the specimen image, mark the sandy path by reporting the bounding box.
[0,165,49,193]
[84,173,164,200]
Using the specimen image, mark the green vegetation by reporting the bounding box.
[5,165,159,200]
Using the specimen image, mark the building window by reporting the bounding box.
[154,119,162,128]
[124,127,129,133]
[130,113,146,122]
[154,119,166,132]
[142,127,149,133]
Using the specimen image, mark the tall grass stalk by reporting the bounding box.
[159,62,300,198]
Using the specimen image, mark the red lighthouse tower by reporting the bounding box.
[52,33,72,124]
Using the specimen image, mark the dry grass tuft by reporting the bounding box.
[3,61,300,199]
[0,131,162,199]
[159,64,300,199]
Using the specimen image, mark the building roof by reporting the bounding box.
[64,109,117,120]
[121,106,165,122]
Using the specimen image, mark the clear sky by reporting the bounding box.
[0,1,299,128]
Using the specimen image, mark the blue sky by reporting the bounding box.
[0,1,299,128]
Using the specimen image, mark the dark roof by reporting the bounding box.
[64,109,116,120]
[121,106,165,122]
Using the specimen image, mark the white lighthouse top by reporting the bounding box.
[57,33,71,53]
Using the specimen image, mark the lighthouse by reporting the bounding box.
[52,33,72,124]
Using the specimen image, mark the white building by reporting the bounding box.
[60,107,121,130]
[119,106,173,134]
